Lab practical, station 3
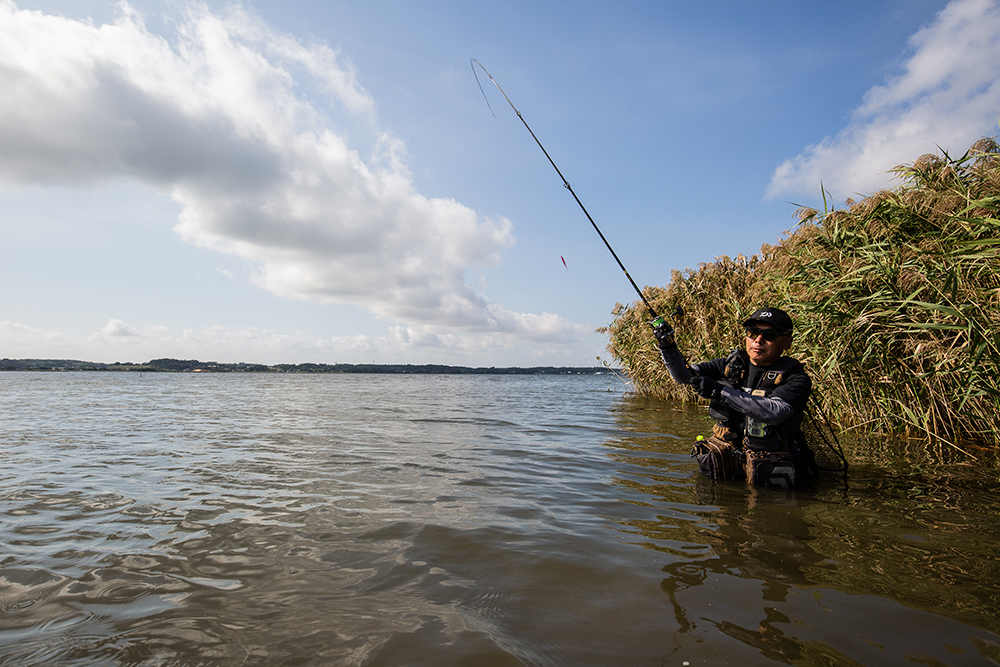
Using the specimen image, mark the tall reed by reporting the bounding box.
[603,138,1000,449]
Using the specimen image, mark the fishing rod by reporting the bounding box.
[472,59,673,330]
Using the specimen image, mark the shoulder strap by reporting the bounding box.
[756,356,805,390]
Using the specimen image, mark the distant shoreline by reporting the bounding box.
[1,358,615,375]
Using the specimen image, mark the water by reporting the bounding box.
[1,371,999,666]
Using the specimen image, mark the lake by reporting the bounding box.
[1,371,999,666]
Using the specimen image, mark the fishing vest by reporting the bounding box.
[709,349,806,453]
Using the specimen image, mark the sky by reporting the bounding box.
[2,0,999,366]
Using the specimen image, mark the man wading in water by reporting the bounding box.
[652,307,815,488]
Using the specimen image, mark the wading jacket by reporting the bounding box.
[661,346,812,452]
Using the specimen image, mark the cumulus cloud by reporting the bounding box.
[100,318,140,337]
[0,1,578,338]
[767,0,1000,201]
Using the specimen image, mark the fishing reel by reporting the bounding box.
[649,306,684,349]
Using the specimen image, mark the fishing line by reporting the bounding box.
[472,59,660,320]
[471,60,495,118]
[473,62,848,481]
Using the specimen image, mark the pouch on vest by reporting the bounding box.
[692,436,745,481]
[745,452,796,489]
[744,430,786,453]
[711,422,742,444]
[742,387,788,452]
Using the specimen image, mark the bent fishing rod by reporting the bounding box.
[472,59,677,330]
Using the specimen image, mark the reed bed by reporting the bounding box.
[603,138,1000,450]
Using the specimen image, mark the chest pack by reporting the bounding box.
[708,349,805,452]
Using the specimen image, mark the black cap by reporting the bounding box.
[743,307,793,333]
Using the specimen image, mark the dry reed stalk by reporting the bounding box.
[605,137,1000,450]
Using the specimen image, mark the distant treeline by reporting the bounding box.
[0,358,610,375]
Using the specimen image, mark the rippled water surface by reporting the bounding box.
[2,371,1000,666]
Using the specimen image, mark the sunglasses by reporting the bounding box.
[745,326,787,342]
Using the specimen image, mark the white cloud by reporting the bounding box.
[767,0,1000,201]
[100,318,140,337]
[0,321,75,356]
[1,319,595,366]
[0,1,579,339]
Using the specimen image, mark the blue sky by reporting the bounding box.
[2,0,998,366]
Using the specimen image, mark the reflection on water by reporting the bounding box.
[610,392,1000,665]
[1,372,999,666]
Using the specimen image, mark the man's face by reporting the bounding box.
[744,322,791,366]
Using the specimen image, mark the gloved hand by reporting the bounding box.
[690,375,721,400]
[649,317,676,349]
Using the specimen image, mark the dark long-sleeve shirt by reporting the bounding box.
[660,345,811,426]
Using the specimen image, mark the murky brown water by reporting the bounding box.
[1,372,998,666]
